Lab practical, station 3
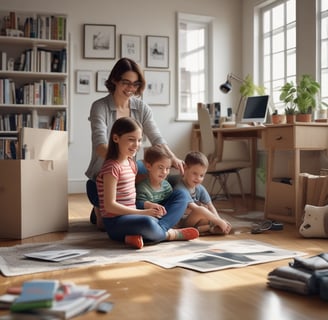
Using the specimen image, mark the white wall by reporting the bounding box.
[0,0,243,193]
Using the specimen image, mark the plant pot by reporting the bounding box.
[296,113,312,122]
[271,114,286,125]
[315,109,327,120]
[286,114,296,124]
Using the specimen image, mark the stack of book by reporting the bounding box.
[0,279,111,319]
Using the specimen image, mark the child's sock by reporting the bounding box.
[125,235,144,249]
[168,228,199,241]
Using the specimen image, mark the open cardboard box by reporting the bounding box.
[0,128,68,239]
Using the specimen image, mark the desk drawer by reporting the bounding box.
[265,127,293,149]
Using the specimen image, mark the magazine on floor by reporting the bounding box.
[143,240,305,272]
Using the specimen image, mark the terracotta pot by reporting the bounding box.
[271,114,286,124]
[296,113,312,122]
[286,114,296,124]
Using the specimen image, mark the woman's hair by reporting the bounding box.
[105,58,145,96]
[184,151,209,168]
[106,117,142,160]
[144,145,172,165]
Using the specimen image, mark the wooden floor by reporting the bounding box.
[1,194,328,320]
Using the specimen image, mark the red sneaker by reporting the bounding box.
[125,235,144,249]
[173,227,199,240]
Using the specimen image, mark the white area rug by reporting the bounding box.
[0,214,303,277]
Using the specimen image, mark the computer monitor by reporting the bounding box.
[240,95,269,124]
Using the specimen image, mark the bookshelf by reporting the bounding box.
[0,11,69,159]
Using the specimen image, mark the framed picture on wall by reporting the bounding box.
[84,24,116,59]
[96,70,110,92]
[120,34,141,62]
[146,36,169,68]
[143,70,170,105]
[76,70,92,94]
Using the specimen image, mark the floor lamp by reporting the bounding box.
[220,73,245,123]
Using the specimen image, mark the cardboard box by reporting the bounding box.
[0,128,68,239]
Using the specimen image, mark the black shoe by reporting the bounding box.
[90,208,97,224]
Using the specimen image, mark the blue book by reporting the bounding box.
[10,280,59,312]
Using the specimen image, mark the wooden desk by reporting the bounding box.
[192,123,328,222]
[191,125,266,206]
[263,123,328,224]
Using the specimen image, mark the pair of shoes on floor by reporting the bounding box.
[125,235,144,249]
[251,220,284,234]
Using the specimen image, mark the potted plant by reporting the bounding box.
[284,105,297,124]
[235,74,266,123]
[239,74,266,97]
[315,100,328,121]
[280,74,320,122]
[279,82,296,123]
[271,109,286,125]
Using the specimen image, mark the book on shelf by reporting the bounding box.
[0,51,7,71]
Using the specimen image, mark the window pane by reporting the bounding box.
[272,4,284,30]
[286,0,296,24]
[286,26,296,49]
[263,55,271,82]
[272,31,284,53]
[322,16,328,39]
[322,0,328,12]
[272,52,284,79]
[259,0,296,110]
[320,0,328,104]
[264,36,271,55]
[322,70,328,98]
[286,49,296,76]
[177,13,211,121]
[263,10,271,33]
[322,41,328,68]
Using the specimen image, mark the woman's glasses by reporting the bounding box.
[120,79,141,88]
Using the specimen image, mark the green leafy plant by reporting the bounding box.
[239,74,266,97]
[279,74,320,114]
[284,105,297,115]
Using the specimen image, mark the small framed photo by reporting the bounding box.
[143,70,170,105]
[146,36,169,68]
[84,24,116,59]
[96,70,110,92]
[76,70,92,94]
[120,34,141,62]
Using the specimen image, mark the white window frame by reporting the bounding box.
[258,0,296,113]
[319,0,328,105]
[176,12,213,121]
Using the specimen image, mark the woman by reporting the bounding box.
[85,58,184,228]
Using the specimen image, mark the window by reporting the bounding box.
[177,13,212,121]
[319,0,328,105]
[260,0,296,111]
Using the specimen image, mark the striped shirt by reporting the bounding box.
[96,157,137,217]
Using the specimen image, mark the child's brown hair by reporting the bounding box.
[184,151,209,168]
[144,145,172,165]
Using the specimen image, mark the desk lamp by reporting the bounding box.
[220,73,245,122]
